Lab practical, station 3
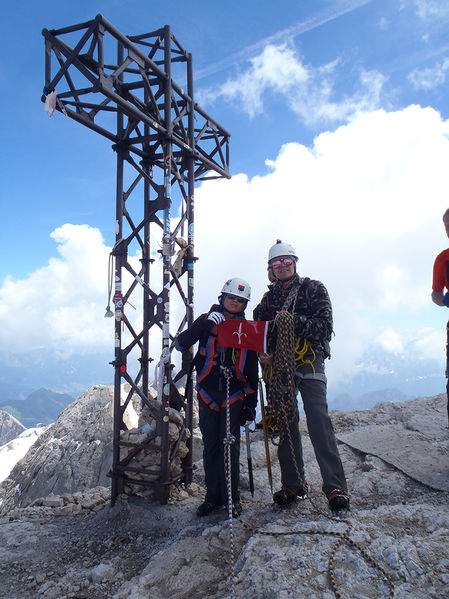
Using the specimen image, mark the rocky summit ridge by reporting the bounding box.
[0,387,448,599]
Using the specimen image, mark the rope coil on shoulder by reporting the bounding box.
[268,310,298,438]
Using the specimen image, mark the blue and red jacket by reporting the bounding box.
[175,304,258,412]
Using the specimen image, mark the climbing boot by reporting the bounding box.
[327,489,350,512]
[273,482,308,506]
[196,501,221,517]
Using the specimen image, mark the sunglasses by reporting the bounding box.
[270,257,294,269]
[226,294,246,303]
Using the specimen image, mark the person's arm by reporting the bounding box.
[253,294,275,364]
[253,291,273,322]
[431,253,449,307]
[175,314,210,351]
[293,280,333,343]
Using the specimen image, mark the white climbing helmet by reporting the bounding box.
[221,277,251,301]
[268,239,298,263]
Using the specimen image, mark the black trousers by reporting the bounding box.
[198,400,242,506]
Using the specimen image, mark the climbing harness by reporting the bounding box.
[445,259,449,418]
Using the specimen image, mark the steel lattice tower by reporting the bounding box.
[42,14,230,503]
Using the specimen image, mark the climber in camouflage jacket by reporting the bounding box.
[253,273,332,381]
[253,240,349,512]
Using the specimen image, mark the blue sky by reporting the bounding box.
[2,0,449,400]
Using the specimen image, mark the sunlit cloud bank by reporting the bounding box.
[193,104,449,382]
[2,104,449,388]
[0,225,112,355]
[0,223,181,362]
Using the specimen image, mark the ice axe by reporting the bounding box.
[245,424,255,497]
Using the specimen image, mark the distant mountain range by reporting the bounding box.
[0,349,112,404]
[327,345,446,410]
[0,344,446,425]
[0,388,74,428]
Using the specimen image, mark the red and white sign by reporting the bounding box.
[217,320,268,353]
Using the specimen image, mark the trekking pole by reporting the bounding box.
[258,379,273,494]
[245,424,255,497]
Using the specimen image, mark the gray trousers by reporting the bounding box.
[277,377,347,496]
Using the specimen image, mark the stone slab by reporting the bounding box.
[338,422,449,492]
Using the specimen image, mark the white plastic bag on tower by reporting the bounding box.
[44,90,57,117]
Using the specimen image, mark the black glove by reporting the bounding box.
[239,405,256,427]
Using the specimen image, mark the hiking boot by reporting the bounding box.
[327,489,350,512]
[273,482,308,506]
[196,501,221,517]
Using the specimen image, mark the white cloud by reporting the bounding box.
[374,325,445,363]
[408,58,449,90]
[193,104,449,382]
[194,0,374,82]
[411,327,446,361]
[377,327,405,354]
[3,105,449,387]
[406,0,449,20]
[0,225,112,354]
[198,44,385,125]
[0,222,189,372]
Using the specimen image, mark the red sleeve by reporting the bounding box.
[432,249,449,291]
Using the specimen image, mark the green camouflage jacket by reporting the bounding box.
[253,274,333,368]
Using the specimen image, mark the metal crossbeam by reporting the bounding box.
[42,14,230,504]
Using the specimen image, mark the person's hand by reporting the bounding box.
[239,405,256,427]
[258,353,273,366]
[443,293,449,307]
[207,311,225,325]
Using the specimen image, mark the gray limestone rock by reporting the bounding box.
[0,386,114,513]
[0,410,25,445]
[0,393,449,599]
